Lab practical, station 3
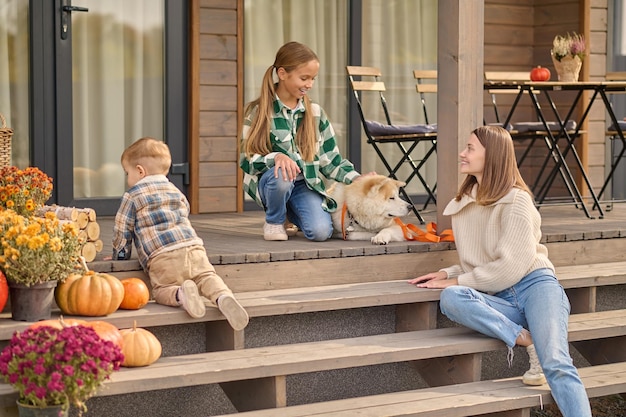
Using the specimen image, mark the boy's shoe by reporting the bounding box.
[178,280,206,319]
[523,344,547,385]
[263,222,288,241]
[218,294,249,331]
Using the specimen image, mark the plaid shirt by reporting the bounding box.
[240,98,360,212]
[112,175,203,270]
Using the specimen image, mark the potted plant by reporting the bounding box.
[0,324,124,416]
[551,32,586,82]
[0,209,82,321]
[0,166,53,216]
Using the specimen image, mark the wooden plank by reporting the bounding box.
[3,259,621,340]
[350,80,386,92]
[412,353,483,386]
[198,187,237,213]
[346,66,382,77]
[221,376,286,411]
[199,111,238,136]
[199,8,236,35]
[213,362,626,416]
[200,34,237,60]
[199,161,238,187]
[199,136,238,162]
[200,85,237,111]
[1,312,626,408]
[200,60,237,85]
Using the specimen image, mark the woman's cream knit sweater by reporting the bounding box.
[440,186,554,293]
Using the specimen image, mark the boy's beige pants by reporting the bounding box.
[147,245,233,307]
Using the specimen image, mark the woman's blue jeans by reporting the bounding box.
[258,169,333,241]
[439,268,591,417]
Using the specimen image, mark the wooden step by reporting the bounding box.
[1,309,624,411]
[2,261,625,347]
[214,361,626,417]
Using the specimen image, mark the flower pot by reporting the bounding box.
[8,281,58,322]
[16,401,68,417]
[551,54,582,82]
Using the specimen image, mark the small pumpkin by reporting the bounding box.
[55,270,125,316]
[120,320,162,367]
[119,278,150,310]
[28,316,87,330]
[530,65,551,82]
[29,316,123,348]
[0,270,8,312]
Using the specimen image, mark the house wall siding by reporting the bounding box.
[195,0,240,213]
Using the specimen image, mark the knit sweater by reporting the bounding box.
[440,186,554,293]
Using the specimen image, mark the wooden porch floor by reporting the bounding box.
[93,202,626,265]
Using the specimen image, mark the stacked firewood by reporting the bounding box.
[36,205,103,262]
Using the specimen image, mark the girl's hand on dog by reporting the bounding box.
[274,153,301,181]
[353,171,377,182]
[408,271,458,289]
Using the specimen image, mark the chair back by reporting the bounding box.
[346,66,393,125]
[606,72,626,81]
[413,70,437,125]
[484,71,532,124]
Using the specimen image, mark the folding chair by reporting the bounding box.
[484,71,578,201]
[346,66,437,224]
[598,71,626,203]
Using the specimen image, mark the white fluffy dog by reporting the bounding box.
[328,174,413,244]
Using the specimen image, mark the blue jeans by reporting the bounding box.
[439,268,591,417]
[258,169,333,241]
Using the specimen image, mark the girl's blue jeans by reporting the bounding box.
[439,268,591,417]
[258,169,333,241]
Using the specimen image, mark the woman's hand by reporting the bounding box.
[408,271,458,289]
[274,153,301,181]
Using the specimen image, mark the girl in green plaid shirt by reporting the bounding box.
[240,41,365,241]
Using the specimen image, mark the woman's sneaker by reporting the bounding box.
[178,280,206,319]
[263,222,288,241]
[523,344,547,385]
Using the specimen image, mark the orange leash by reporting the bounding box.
[341,203,349,240]
[393,218,454,243]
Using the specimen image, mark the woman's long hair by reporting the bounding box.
[456,125,531,204]
[242,41,318,161]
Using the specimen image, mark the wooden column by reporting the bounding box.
[436,0,484,230]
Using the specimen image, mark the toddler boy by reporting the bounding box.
[112,137,249,330]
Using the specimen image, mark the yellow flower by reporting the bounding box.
[0,166,53,216]
[0,209,81,286]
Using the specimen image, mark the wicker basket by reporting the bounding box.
[0,113,13,168]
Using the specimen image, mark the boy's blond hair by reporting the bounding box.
[121,137,171,175]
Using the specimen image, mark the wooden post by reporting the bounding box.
[436,0,484,230]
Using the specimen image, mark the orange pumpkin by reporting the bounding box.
[29,316,87,330]
[87,320,124,348]
[29,317,123,348]
[120,321,162,367]
[530,65,551,82]
[119,278,150,310]
[55,270,125,316]
[0,270,7,312]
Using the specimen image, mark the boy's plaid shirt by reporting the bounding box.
[112,175,203,269]
[240,98,359,212]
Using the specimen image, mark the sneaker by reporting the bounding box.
[218,294,249,331]
[523,344,547,385]
[178,280,206,319]
[284,221,298,237]
[263,222,288,241]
